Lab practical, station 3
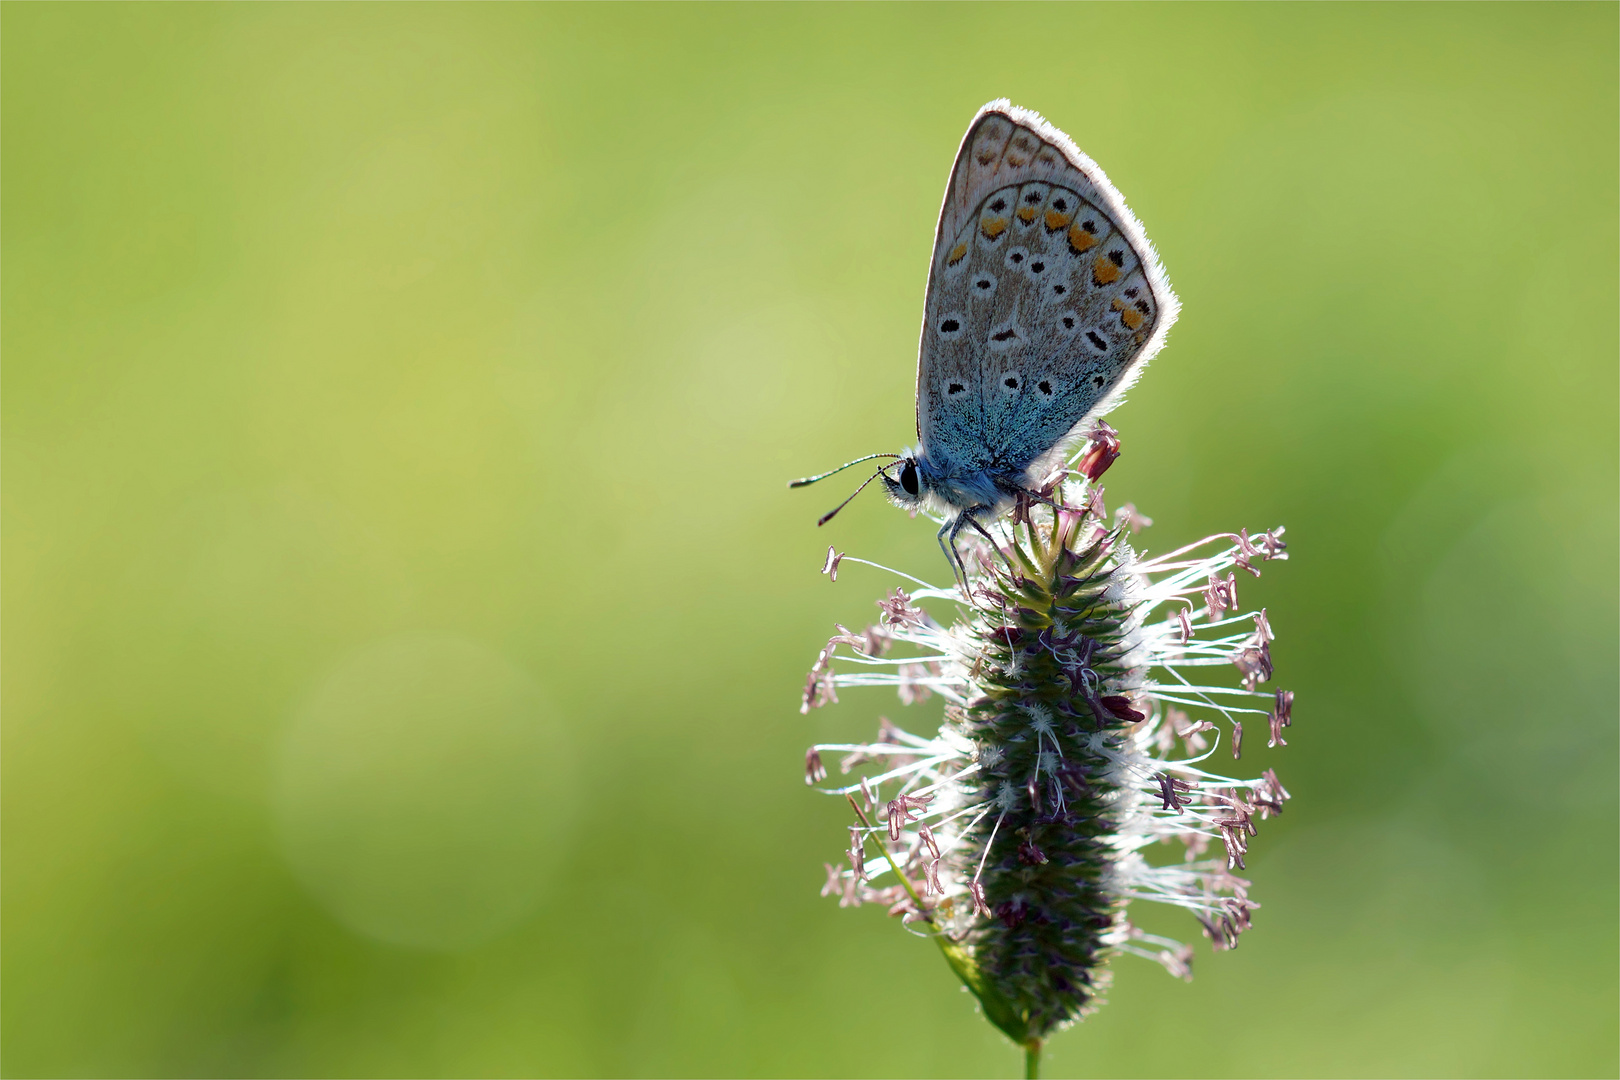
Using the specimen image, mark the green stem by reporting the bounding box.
[1024,1038,1042,1079]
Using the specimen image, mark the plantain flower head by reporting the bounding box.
[801,430,1294,1067]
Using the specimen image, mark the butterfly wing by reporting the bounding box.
[916,101,1180,481]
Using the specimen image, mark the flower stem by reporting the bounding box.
[1024,1038,1042,1079]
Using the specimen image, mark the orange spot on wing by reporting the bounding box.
[1093,256,1120,285]
[1068,225,1097,254]
[1046,209,1073,231]
[981,217,1009,240]
[1112,299,1145,330]
[947,242,968,266]
[1016,206,1036,224]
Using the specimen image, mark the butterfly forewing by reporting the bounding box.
[917,102,1178,480]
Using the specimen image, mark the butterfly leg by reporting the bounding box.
[936,516,969,592]
[939,506,1014,592]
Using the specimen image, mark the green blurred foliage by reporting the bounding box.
[3,4,1615,1077]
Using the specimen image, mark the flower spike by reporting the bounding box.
[800,445,1295,1049]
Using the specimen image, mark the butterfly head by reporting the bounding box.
[879,451,925,510]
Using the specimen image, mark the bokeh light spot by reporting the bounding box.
[273,635,572,951]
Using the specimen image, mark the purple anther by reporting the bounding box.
[1262,768,1292,805]
[821,862,843,898]
[800,666,838,714]
[821,545,845,582]
[877,588,926,629]
[805,748,827,785]
[1218,823,1248,870]
[1267,689,1291,747]
[847,826,867,881]
[1175,607,1192,645]
[1102,695,1145,722]
[969,881,992,918]
[924,858,943,896]
[886,793,933,840]
[1017,839,1049,866]
[918,822,941,861]
[1254,608,1274,642]
[1232,720,1244,760]
[1011,489,1035,528]
[1204,573,1230,622]
[1076,420,1122,481]
[1155,772,1192,811]
[1235,639,1273,690]
[896,793,934,818]
[1234,527,1264,577]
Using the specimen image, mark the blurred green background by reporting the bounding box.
[4,4,1616,1077]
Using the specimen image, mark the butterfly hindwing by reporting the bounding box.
[916,101,1179,482]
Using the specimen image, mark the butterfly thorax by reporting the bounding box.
[880,445,1026,521]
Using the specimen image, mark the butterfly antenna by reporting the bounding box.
[816,467,889,527]
[788,452,899,488]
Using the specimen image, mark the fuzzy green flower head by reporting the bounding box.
[801,425,1293,1059]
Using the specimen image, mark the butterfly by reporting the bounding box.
[794,100,1179,581]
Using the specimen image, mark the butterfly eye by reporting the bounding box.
[900,460,920,496]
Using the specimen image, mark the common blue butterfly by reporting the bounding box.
[794,100,1178,579]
